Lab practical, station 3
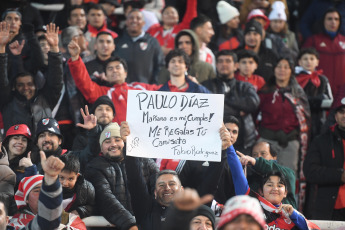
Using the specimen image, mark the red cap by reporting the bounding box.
[5,124,32,141]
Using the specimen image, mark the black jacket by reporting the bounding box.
[203,77,260,151]
[303,125,345,220]
[65,175,95,219]
[113,31,164,84]
[0,52,63,137]
[85,156,136,230]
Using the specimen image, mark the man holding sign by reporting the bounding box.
[122,121,231,230]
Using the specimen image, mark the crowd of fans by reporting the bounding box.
[0,0,345,229]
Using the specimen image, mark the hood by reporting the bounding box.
[174,29,200,64]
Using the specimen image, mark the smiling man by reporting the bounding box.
[84,123,138,230]
[113,9,164,84]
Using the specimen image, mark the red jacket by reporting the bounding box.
[86,23,118,39]
[303,32,345,96]
[68,57,161,123]
[235,72,265,91]
[147,0,197,49]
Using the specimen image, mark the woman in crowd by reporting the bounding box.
[2,124,36,189]
[257,57,310,175]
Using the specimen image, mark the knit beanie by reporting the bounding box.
[247,9,270,30]
[196,205,216,229]
[99,122,121,146]
[217,195,266,230]
[14,175,44,209]
[244,19,263,37]
[91,95,116,115]
[269,1,287,21]
[36,118,62,140]
[217,1,240,24]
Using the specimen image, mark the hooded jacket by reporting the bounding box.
[0,147,16,208]
[158,30,216,84]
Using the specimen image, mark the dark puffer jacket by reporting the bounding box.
[84,156,136,230]
[65,175,95,219]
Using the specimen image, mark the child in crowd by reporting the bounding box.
[268,1,299,59]
[295,48,333,139]
[235,49,265,91]
[59,153,95,219]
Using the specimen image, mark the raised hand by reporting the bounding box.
[173,188,213,211]
[120,121,130,142]
[220,124,231,150]
[68,38,80,61]
[19,151,33,168]
[45,23,59,52]
[236,150,256,166]
[0,22,10,52]
[40,150,65,185]
[76,105,97,130]
[8,40,25,55]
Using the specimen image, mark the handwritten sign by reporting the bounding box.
[126,90,224,162]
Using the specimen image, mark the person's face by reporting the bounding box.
[226,16,240,29]
[4,12,21,36]
[155,174,183,206]
[15,75,36,100]
[95,34,115,58]
[224,122,239,145]
[190,215,213,230]
[197,21,214,44]
[59,170,79,190]
[8,135,28,157]
[270,19,285,33]
[335,107,345,129]
[26,184,42,215]
[87,9,105,28]
[216,55,237,79]
[222,214,261,230]
[101,136,124,158]
[126,11,145,36]
[168,56,187,77]
[274,59,291,84]
[162,7,179,26]
[39,39,50,55]
[105,61,127,84]
[238,57,257,77]
[298,53,319,72]
[252,142,275,160]
[68,8,87,30]
[100,3,116,16]
[244,31,261,49]
[37,131,61,152]
[94,104,114,125]
[261,176,287,205]
[324,11,340,33]
[177,35,193,56]
[0,202,9,230]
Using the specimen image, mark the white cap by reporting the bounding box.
[217,0,240,24]
[269,1,287,21]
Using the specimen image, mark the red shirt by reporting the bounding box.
[235,72,265,91]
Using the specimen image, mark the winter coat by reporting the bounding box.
[303,125,345,220]
[0,147,15,209]
[85,156,136,230]
[64,175,95,219]
[0,52,63,137]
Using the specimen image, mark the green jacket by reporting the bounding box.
[247,157,297,208]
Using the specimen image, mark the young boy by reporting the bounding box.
[235,50,265,91]
[59,153,95,218]
[295,48,333,139]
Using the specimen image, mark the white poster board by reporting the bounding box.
[126,90,224,162]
